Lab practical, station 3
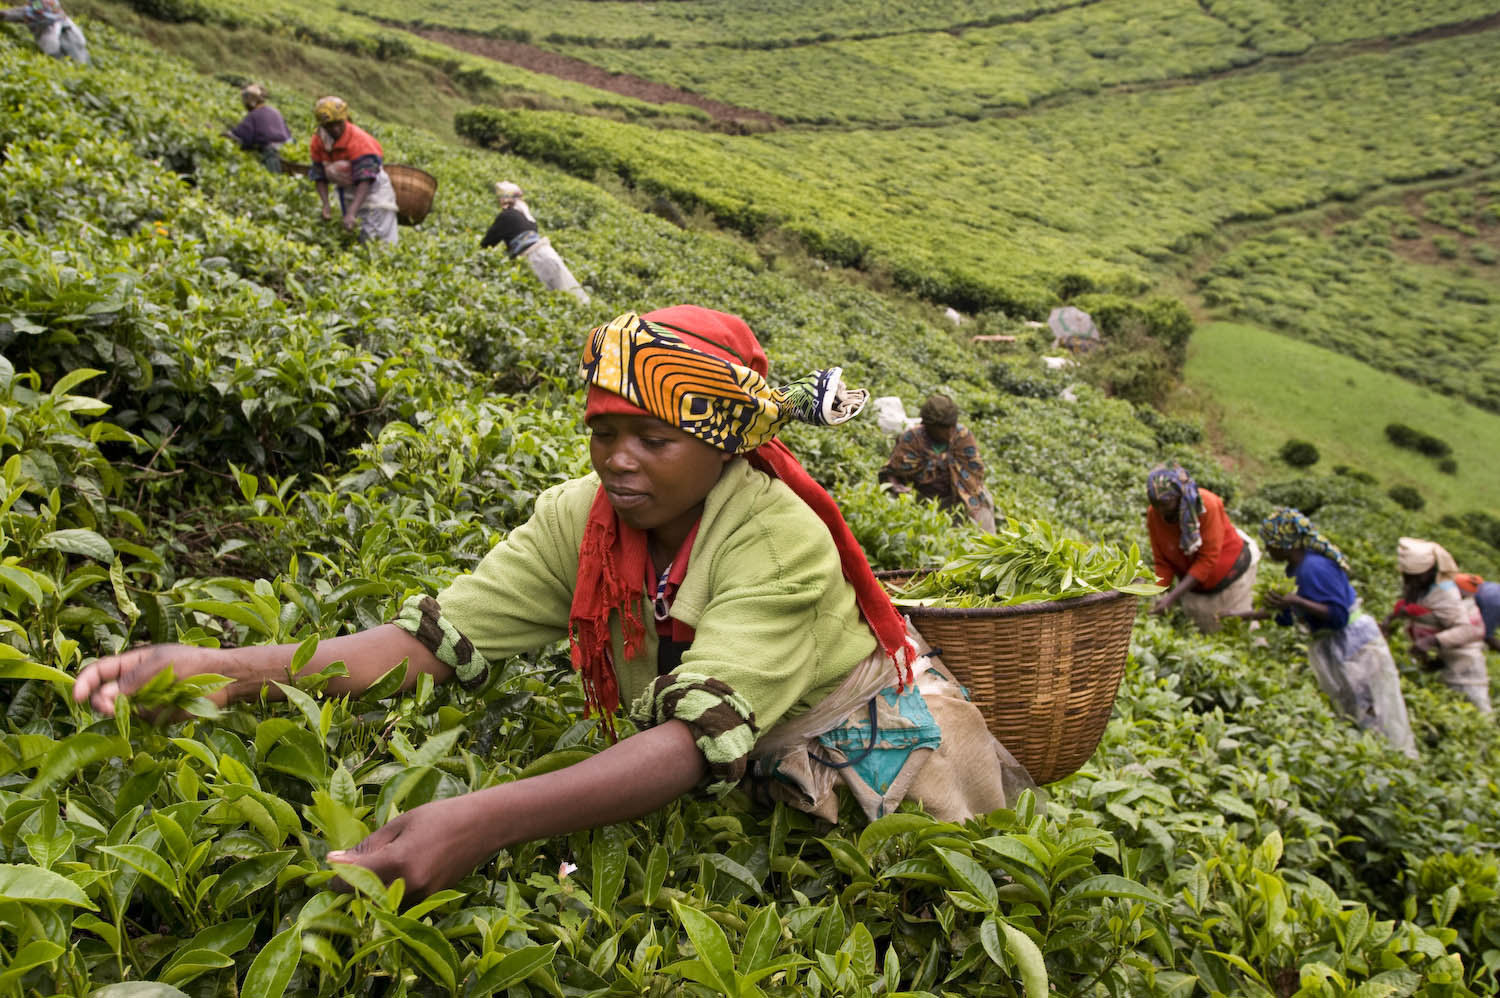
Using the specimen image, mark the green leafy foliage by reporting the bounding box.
[0,11,1496,998]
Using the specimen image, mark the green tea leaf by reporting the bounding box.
[0,863,95,908]
[473,943,558,996]
[670,900,735,994]
[240,926,300,998]
[1001,920,1048,998]
[37,528,114,564]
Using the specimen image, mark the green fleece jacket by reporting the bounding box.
[395,458,877,793]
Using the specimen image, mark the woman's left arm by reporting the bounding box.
[331,721,705,901]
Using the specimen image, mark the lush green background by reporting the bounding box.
[1,2,1499,996]
[1180,322,1500,517]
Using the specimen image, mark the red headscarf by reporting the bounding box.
[569,306,913,735]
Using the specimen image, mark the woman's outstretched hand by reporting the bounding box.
[328,796,493,903]
[72,644,235,717]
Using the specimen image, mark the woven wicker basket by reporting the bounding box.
[883,576,1139,784]
[280,158,308,177]
[385,164,438,226]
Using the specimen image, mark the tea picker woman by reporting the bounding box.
[1223,508,1418,758]
[1383,537,1491,714]
[307,96,399,245]
[1144,464,1258,633]
[74,305,1031,900]
[481,181,591,305]
[878,393,997,531]
[224,83,292,175]
[1,0,87,63]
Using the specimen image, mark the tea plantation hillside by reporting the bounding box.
[78,0,1500,427]
[2,16,1500,998]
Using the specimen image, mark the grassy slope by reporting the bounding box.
[1181,321,1500,516]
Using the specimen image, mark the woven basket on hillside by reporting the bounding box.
[280,158,309,177]
[881,575,1139,784]
[385,164,438,226]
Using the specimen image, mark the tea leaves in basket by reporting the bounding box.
[892,518,1164,608]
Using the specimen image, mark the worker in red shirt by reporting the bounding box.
[1145,464,1258,632]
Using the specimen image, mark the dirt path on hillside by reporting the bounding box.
[409,27,781,131]
[411,12,1500,134]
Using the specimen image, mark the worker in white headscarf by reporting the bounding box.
[1385,537,1491,714]
[480,181,590,304]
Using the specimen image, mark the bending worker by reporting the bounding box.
[308,96,399,245]
[481,181,590,305]
[1454,573,1500,654]
[2,0,87,63]
[1384,537,1492,714]
[1145,464,1257,633]
[1223,509,1417,758]
[74,305,1031,901]
[879,393,996,531]
[225,83,291,174]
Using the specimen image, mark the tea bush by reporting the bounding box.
[1385,424,1454,460]
[1279,439,1320,468]
[1389,484,1427,511]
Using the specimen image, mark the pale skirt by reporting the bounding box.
[1308,614,1419,758]
[1180,532,1260,634]
[519,237,590,304]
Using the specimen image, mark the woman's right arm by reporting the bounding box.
[73,624,449,717]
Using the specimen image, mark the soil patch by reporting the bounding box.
[407,27,781,131]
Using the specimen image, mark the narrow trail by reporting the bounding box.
[406,10,1500,134]
[407,27,781,132]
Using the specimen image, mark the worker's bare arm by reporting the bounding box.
[73,624,450,717]
[329,720,706,901]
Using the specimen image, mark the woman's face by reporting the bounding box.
[322,120,347,140]
[1401,569,1435,599]
[588,413,732,548]
[1149,493,1179,523]
[924,421,953,445]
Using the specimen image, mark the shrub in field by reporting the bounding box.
[1438,457,1458,475]
[1385,422,1454,458]
[1279,438,1320,467]
[1389,484,1426,511]
[834,482,967,571]
[1334,464,1378,485]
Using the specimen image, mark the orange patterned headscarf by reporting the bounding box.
[581,311,866,453]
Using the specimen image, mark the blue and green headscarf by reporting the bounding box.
[1259,507,1350,574]
[1146,464,1204,556]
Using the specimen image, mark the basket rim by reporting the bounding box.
[898,586,1138,619]
[385,163,437,183]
